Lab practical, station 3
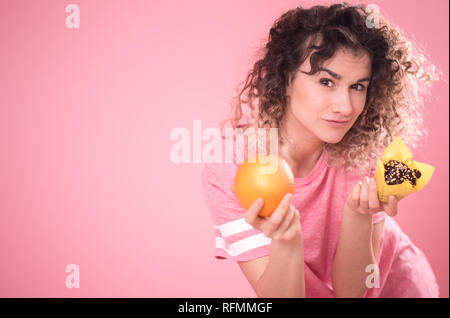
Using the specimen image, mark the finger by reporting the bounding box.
[244,198,265,228]
[385,195,398,217]
[281,210,301,241]
[261,193,292,238]
[272,205,297,240]
[368,177,381,213]
[347,181,361,211]
[359,177,370,213]
[268,193,292,228]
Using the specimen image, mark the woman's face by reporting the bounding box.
[285,48,372,144]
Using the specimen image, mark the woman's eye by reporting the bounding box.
[320,78,333,87]
[352,83,366,91]
[319,78,366,91]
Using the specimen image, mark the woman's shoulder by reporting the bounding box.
[200,134,242,191]
[201,160,238,188]
[200,137,246,211]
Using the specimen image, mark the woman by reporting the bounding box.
[201,2,440,297]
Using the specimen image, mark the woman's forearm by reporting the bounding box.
[255,236,305,298]
[332,205,377,298]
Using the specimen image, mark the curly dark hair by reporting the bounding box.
[220,2,442,175]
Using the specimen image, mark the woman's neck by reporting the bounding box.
[278,118,325,179]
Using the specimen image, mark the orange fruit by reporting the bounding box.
[234,154,295,217]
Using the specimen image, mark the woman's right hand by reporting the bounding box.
[244,193,302,242]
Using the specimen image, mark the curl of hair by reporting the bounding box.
[220,2,444,176]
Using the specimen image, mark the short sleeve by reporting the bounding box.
[201,162,271,262]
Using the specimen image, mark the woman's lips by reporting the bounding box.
[323,119,350,127]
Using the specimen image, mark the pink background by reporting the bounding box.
[0,0,448,297]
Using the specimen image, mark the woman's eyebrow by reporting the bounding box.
[319,67,370,82]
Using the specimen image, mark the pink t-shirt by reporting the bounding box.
[201,138,439,298]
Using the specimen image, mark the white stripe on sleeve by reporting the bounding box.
[215,233,271,257]
[214,217,253,238]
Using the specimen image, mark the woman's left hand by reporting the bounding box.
[345,176,398,217]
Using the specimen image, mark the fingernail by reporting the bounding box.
[257,198,263,205]
[358,180,362,186]
[366,176,370,184]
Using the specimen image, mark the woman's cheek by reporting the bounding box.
[353,100,366,117]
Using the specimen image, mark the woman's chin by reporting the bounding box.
[320,134,345,144]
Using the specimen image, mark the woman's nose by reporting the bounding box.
[331,90,353,115]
